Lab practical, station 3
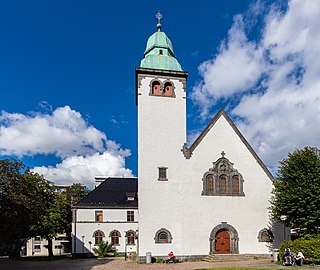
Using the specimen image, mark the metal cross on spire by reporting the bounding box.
[156,12,162,24]
[221,151,226,158]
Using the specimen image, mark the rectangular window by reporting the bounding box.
[34,245,41,252]
[158,167,168,181]
[34,236,41,244]
[127,211,134,222]
[95,211,103,222]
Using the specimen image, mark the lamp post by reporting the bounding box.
[280,215,287,242]
[124,231,127,261]
[81,235,85,255]
[88,241,92,253]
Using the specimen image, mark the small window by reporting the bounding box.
[158,167,168,181]
[151,81,161,95]
[258,228,273,242]
[110,230,121,245]
[34,236,41,243]
[207,175,214,193]
[126,231,135,245]
[219,174,227,194]
[154,228,173,244]
[232,175,240,194]
[95,211,103,222]
[126,192,135,201]
[163,82,173,96]
[34,245,41,252]
[127,211,134,222]
[159,49,163,55]
[93,230,105,245]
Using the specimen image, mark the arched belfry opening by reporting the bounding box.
[209,222,239,254]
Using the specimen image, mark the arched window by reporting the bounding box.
[207,174,214,193]
[163,82,173,96]
[232,175,240,194]
[126,230,136,245]
[202,152,245,197]
[151,81,161,95]
[154,228,173,244]
[258,228,273,242]
[109,230,121,245]
[93,230,105,245]
[219,174,227,194]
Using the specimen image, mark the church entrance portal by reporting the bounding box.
[209,222,239,254]
[215,229,230,254]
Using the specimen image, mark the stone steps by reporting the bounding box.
[203,254,271,262]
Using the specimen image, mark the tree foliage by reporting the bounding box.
[65,183,89,205]
[270,147,320,236]
[0,159,52,246]
[92,241,115,258]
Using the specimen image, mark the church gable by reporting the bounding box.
[182,109,274,182]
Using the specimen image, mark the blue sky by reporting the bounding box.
[1,0,319,188]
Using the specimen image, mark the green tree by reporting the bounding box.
[0,159,52,255]
[32,193,71,257]
[270,147,320,237]
[65,183,89,205]
[92,241,115,258]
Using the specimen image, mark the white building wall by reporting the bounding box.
[72,208,138,254]
[137,71,273,257]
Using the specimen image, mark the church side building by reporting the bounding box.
[136,19,274,259]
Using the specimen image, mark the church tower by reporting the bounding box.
[136,13,188,257]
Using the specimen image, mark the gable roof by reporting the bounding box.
[183,109,274,181]
[74,177,138,209]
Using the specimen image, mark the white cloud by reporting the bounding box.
[0,106,133,185]
[191,0,320,170]
[33,151,133,188]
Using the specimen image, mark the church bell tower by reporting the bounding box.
[136,13,188,257]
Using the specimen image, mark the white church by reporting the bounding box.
[72,16,275,260]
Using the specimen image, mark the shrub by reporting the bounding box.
[279,237,320,264]
[92,241,116,258]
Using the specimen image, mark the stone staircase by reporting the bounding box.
[203,254,271,262]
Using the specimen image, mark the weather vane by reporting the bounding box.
[156,12,162,24]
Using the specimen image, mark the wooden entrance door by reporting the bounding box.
[215,229,230,254]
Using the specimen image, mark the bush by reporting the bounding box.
[279,237,320,264]
[92,241,116,258]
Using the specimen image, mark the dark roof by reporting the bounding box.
[74,177,138,209]
[184,109,274,182]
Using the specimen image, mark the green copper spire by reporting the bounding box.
[140,13,182,71]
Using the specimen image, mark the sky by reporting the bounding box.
[1,0,320,188]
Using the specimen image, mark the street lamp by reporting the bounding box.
[88,241,92,253]
[124,231,127,261]
[81,235,85,255]
[280,215,287,242]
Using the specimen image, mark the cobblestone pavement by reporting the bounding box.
[1,257,320,270]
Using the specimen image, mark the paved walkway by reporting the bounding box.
[1,257,320,270]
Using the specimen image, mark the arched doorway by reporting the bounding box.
[209,222,239,254]
[215,229,230,254]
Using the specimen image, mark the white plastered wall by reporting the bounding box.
[137,73,273,257]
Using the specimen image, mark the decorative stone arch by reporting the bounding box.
[109,229,121,246]
[258,228,273,242]
[202,151,245,196]
[162,79,176,97]
[108,229,121,237]
[209,222,239,254]
[125,230,136,245]
[149,78,161,96]
[92,229,105,238]
[154,228,173,244]
[92,230,105,245]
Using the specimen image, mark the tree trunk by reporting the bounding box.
[47,238,53,257]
